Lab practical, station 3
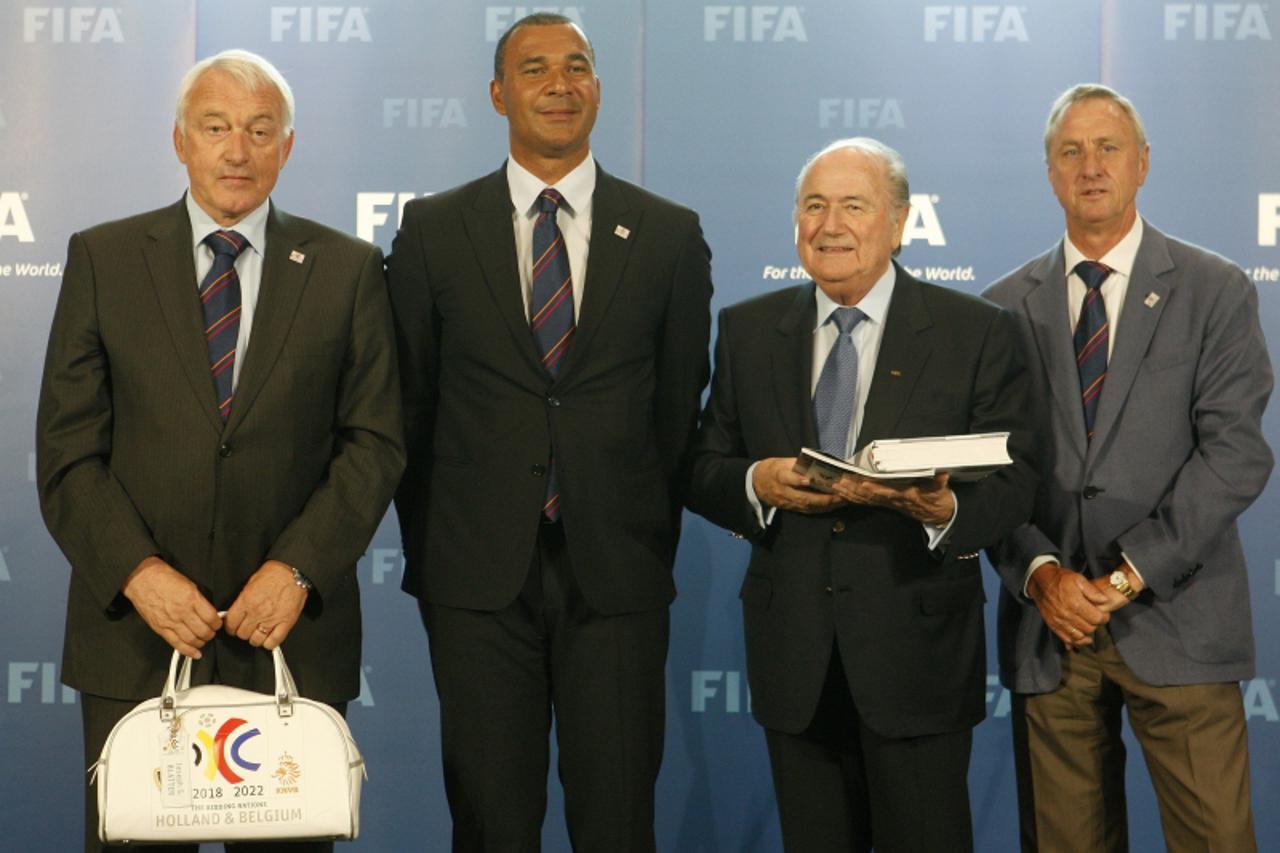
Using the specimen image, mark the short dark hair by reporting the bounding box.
[492,13,595,80]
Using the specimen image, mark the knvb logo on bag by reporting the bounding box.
[485,7,585,41]
[923,5,1029,42]
[818,97,905,130]
[23,6,123,42]
[270,6,372,42]
[703,5,807,42]
[1164,4,1271,40]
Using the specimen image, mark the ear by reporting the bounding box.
[1137,144,1150,188]
[489,79,507,117]
[279,129,295,167]
[173,123,187,165]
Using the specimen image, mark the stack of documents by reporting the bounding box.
[794,431,1012,491]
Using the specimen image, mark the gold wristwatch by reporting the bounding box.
[1109,570,1138,601]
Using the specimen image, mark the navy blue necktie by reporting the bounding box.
[530,189,575,520]
[1073,260,1111,440]
[200,230,247,422]
[813,307,865,457]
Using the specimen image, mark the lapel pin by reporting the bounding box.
[889,369,902,377]
[1144,292,1159,308]
[289,250,306,264]
[614,225,630,239]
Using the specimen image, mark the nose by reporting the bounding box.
[223,129,250,163]
[1080,146,1103,176]
[546,66,570,94]
[820,205,844,234]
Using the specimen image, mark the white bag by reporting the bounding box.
[94,646,365,844]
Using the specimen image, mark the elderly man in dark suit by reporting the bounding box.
[985,83,1271,853]
[685,137,1037,852]
[386,13,712,852]
[36,49,404,853]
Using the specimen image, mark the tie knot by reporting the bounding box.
[829,306,865,335]
[537,188,565,216]
[1074,260,1112,291]
[204,230,248,260]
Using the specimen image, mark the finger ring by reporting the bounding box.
[256,624,270,634]
[1069,627,1081,637]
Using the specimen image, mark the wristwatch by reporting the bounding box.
[290,566,314,592]
[1108,570,1138,601]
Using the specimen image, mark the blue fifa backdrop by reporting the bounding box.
[1,1,1277,849]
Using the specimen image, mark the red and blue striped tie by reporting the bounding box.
[530,188,575,521]
[200,230,247,422]
[1073,260,1111,440]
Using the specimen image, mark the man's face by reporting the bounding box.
[1047,98,1148,239]
[173,69,293,227]
[795,148,907,304]
[490,23,600,169]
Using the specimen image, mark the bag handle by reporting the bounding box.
[159,629,299,721]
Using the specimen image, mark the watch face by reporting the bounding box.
[1110,570,1126,584]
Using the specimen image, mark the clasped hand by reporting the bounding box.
[753,457,955,525]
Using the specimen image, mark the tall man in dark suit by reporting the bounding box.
[985,84,1271,853]
[686,138,1037,852]
[36,49,404,853]
[386,14,712,852]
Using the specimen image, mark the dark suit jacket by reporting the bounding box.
[386,164,712,615]
[984,221,1273,693]
[686,265,1037,738]
[37,199,405,704]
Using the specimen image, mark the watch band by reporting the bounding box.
[290,566,314,592]
[1109,570,1138,601]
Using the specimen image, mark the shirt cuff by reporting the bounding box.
[745,461,777,530]
[922,493,958,551]
[1119,551,1145,587]
[1022,554,1061,599]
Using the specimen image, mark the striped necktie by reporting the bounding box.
[1073,260,1111,440]
[200,230,247,422]
[530,188,575,520]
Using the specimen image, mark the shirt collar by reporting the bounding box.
[506,154,596,219]
[185,192,269,256]
[812,262,897,332]
[1064,215,1143,280]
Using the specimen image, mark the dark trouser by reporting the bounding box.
[1012,625,1255,853]
[422,520,669,853]
[81,693,346,853]
[764,645,974,853]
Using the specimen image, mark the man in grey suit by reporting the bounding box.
[985,83,1271,853]
[37,50,404,852]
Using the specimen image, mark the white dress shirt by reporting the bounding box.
[186,193,270,391]
[506,154,596,322]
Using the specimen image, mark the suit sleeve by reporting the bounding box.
[266,243,406,596]
[686,307,762,538]
[384,201,438,572]
[1114,269,1273,599]
[945,307,1040,556]
[653,213,714,506]
[37,232,162,610]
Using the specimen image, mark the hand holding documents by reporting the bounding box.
[793,431,1012,492]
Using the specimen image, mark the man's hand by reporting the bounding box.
[753,457,848,513]
[827,472,956,525]
[1027,562,1111,648]
[122,556,222,658]
[224,560,308,651]
[1087,562,1145,613]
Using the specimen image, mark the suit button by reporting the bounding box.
[1083,486,1100,499]
[218,444,232,458]
[824,585,833,595]
[546,396,561,408]
[831,520,846,534]
[531,464,546,477]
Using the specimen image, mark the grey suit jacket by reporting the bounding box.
[37,198,405,703]
[984,220,1272,693]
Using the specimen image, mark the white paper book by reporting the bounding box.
[793,431,1012,491]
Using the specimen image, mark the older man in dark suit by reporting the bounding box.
[686,137,1037,852]
[37,49,404,853]
[386,13,712,852]
[985,83,1271,853]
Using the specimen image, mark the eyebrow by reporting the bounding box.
[801,193,870,204]
[518,52,592,67]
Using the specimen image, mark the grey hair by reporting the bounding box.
[493,13,596,80]
[794,137,910,217]
[1043,83,1146,161]
[175,49,295,133]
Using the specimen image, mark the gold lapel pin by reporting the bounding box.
[614,225,630,239]
[889,369,902,377]
[1144,292,1159,308]
[289,250,306,264]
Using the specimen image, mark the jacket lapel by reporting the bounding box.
[773,284,817,450]
[562,167,640,380]
[1023,243,1089,457]
[225,204,311,434]
[461,167,545,377]
[1087,222,1173,458]
[142,200,223,433]
[855,265,931,449]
